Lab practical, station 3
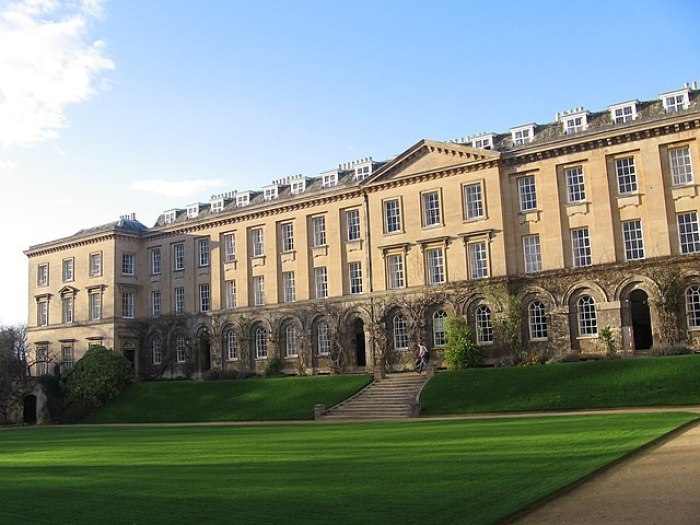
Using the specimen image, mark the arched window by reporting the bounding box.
[255,326,268,358]
[152,337,162,365]
[577,295,597,336]
[433,310,447,347]
[528,301,548,340]
[176,336,186,363]
[686,285,700,328]
[225,329,237,361]
[317,321,330,356]
[393,314,408,350]
[475,305,493,344]
[285,325,298,357]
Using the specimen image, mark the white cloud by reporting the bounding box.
[0,0,114,148]
[130,179,225,198]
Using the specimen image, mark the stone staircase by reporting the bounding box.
[321,373,428,420]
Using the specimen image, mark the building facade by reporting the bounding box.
[25,84,700,378]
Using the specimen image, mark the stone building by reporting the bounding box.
[25,83,700,378]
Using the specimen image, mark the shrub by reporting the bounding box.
[599,327,619,359]
[442,316,482,370]
[61,346,133,410]
[265,358,282,376]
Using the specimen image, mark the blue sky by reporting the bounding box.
[1,0,699,325]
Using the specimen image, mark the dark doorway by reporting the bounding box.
[354,319,366,368]
[630,289,653,350]
[23,395,37,425]
[199,332,211,373]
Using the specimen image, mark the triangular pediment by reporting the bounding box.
[365,139,500,184]
[58,285,79,296]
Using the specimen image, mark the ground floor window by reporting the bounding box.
[577,295,597,336]
[475,305,493,344]
[393,314,408,350]
[686,285,700,328]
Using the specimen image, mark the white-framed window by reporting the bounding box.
[616,157,638,194]
[236,193,250,207]
[176,336,186,363]
[475,305,493,345]
[36,347,48,376]
[433,310,447,347]
[312,216,327,247]
[37,301,48,327]
[151,248,161,275]
[163,210,177,224]
[251,228,264,257]
[253,276,265,306]
[426,247,445,284]
[315,267,328,299]
[518,175,537,212]
[354,164,372,181]
[468,241,488,279]
[686,285,700,329]
[152,338,162,365]
[387,254,405,289]
[528,301,548,341]
[346,209,361,241]
[349,262,363,294]
[281,223,294,252]
[393,314,408,350]
[661,90,689,114]
[523,234,542,273]
[210,198,224,213]
[472,135,493,149]
[678,211,700,254]
[37,263,49,286]
[282,272,295,303]
[577,295,597,336]
[609,102,638,124]
[622,220,645,261]
[62,296,73,324]
[122,291,134,319]
[290,179,306,195]
[89,291,101,320]
[511,125,534,146]
[89,253,102,277]
[199,283,210,312]
[422,191,441,227]
[187,204,200,219]
[122,253,135,276]
[317,321,330,356]
[285,325,298,357]
[322,171,338,188]
[151,290,161,317]
[263,186,278,201]
[62,258,74,282]
[384,199,402,234]
[255,326,268,359]
[565,166,586,203]
[224,280,236,309]
[223,233,236,262]
[669,146,694,186]
[174,243,185,271]
[198,238,210,267]
[62,345,73,369]
[225,329,238,360]
[464,183,484,220]
[571,227,592,267]
[174,287,185,315]
[563,115,587,134]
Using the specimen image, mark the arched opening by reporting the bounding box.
[23,395,37,425]
[630,289,652,350]
[198,330,211,373]
[353,318,366,368]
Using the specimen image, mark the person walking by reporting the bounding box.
[417,340,429,373]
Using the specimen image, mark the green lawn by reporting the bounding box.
[87,374,372,423]
[0,413,695,524]
[421,354,700,415]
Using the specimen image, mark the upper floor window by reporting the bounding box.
[622,220,645,261]
[571,227,592,267]
[518,175,537,212]
[223,233,236,262]
[163,210,177,224]
[312,216,327,247]
[475,305,493,345]
[678,211,700,254]
[468,241,488,279]
[426,247,445,285]
[62,258,74,282]
[315,267,328,299]
[224,280,237,309]
[686,285,700,329]
[393,314,408,350]
[346,209,361,241]
[661,89,689,114]
[464,183,485,220]
[422,191,441,227]
[565,166,586,203]
[122,291,134,319]
[384,199,402,234]
[528,301,548,341]
[151,290,161,317]
[173,243,185,271]
[62,296,73,324]
[174,287,185,315]
[122,253,135,276]
[282,271,296,303]
[251,228,264,257]
[609,101,638,124]
[210,198,224,213]
[37,301,48,327]
[199,283,210,312]
[253,276,265,306]
[615,157,638,195]
[523,234,542,273]
[471,135,493,150]
[37,263,49,287]
[511,125,534,146]
[387,254,405,290]
[349,262,363,294]
[577,295,597,336]
[198,238,210,267]
[354,163,372,181]
[281,222,294,252]
[322,171,338,188]
[236,193,250,207]
[669,146,694,186]
[89,253,102,277]
[563,114,587,134]
[290,179,306,195]
[263,186,278,201]
[186,204,200,219]
[89,291,102,320]
[151,248,161,275]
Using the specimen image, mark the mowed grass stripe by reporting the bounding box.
[1,413,696,525]
[87,374,372,423]
[422,354,700,414]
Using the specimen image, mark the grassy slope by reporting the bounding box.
[87,374,372,423]
[0,414,695,525]
[421,354,700,414]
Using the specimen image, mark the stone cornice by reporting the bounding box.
[25,233,117,258]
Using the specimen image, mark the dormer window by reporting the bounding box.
[210,198,224,213]
[236,193,250,207]
[472,135,493,150]
[563,114,588,134]
[355,165,371,181]
[511,125,535,146]
[661,89,689,114]
[322,171,338,188]
[609,101,639,124]
[163,210,177,224]
[290,179,306,195]
[263,186,279,201]
[187,204,200,219]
